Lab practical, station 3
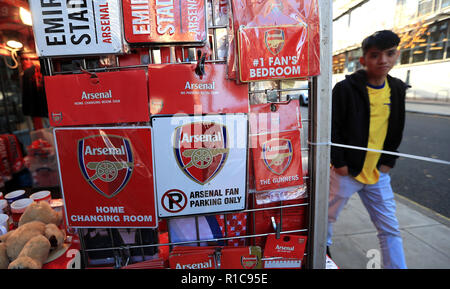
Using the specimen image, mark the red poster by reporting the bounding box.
[148,64,249,115]
[122,0,207,44]
[230,0,320,82]
[249,100,302,136]
[251,130,303,192]
[169,247,216,269]
[263,234,307,269]
[54,127,157,228]
[238,24,318,82]
[45,70,149,127]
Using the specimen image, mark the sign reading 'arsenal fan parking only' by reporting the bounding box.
[54,127,157,228]
[29,0,123,57]
[122,0,207,44]
[152,115,248,218]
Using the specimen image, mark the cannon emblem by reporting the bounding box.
[265,29,285,55]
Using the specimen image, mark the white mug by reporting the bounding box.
[0,199,8,214]
[0,213,9,236]
[30,190,52,203]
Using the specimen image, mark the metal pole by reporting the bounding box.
[308,0,332,269]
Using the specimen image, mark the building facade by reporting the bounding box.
[333,0,450,101]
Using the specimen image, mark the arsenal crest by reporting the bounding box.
[51,112,63,124]
[241,255,259,269]
[173,122,229,185]
[262,138,293,175]
[265,29,285,55]
[78,135,134,199]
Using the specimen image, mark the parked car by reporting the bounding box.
[299,92,309,106]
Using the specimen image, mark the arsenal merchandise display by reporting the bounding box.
[148,64,248,115]
[249,100,307,204]
[45,70,150,127]
[167,213,248,247]
[54,127,157,228]
[122,0,207,45]
[18,0,325,270]
[248,197,308,248]
[0,134,26,188]
[229,0,320,82]
[24,129,59,188]
[42,234,82,269]
[152,114,248,218]
[169,246,262,269]
[263,234,307,269]
[29,0,124,57]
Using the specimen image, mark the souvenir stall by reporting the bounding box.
[0,0,333,270]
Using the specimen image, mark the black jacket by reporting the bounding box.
[331,69,408,177]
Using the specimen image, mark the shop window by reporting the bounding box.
[429,21,448,43]
[400,49,411,64]
[426,20,449,61]
[332,53,346,74]
[418,0,433,16]
[441,0,450,9]
[447,41,450,58]
[0,55,24,133]
[412,47,426,62]
[346,49,362,73]
[428,42,445,60]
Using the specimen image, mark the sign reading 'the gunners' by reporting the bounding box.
[152,115,248,217]
[29,0,123,57]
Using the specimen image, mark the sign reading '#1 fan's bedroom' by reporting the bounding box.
[29,0,123,57]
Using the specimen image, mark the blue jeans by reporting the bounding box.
[327,168,407,269]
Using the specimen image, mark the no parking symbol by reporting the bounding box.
[161,189,187,214]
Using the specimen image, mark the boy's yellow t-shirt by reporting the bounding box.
[355,80,391,185]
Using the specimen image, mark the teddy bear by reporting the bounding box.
[0,201,66,269]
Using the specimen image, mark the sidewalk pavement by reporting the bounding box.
[328,193,450,269]
[328,100,450,269]
[405,99,450,117]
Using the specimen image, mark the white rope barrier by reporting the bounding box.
[309,141,450,166]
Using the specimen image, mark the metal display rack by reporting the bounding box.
[40,0,332,269]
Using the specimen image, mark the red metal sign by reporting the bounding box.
[148,64,249,115]
[249,100,302,136]
[230,0,321,82]
[251,130,303,192]
[54,127,157,228]
[45,70,149,126]
[122,0,207,44]
[238,24,319,82]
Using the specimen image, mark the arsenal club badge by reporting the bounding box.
[54,127,157,228]
[251,130,303,192]
[265,29,285,55]
[262,138,293,176]
[173,122,229,185]
[78,135,134,199]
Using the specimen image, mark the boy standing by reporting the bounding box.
[328,30,408,269]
